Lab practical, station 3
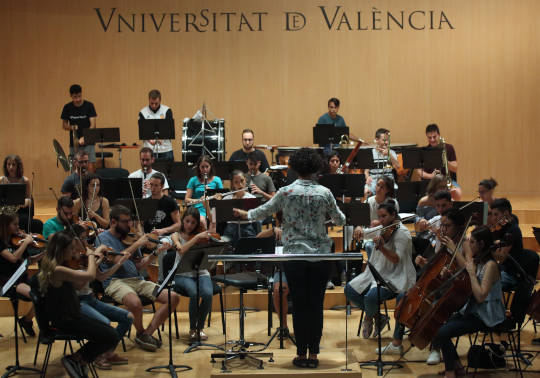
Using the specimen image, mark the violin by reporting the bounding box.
[489,214,512,233]
[12,231,47,249]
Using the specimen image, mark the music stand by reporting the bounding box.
[319,174,366,199]
[101,178,142,203]
[210,198,262,223]
[354,148,378,169]
[533,227,540,248]
[153,162,193,180]
[113,198,160,223]
[313,124,349,147]
[213,161,249,179]
[179,244,229,353]
[146,256,192,377]
[396,181,429,213]
[83,128,120,167]
[1,259,41,377]
[138,118,175,157]
[453,201,488,225]
[359,262,402,376]
[0,183,26,209]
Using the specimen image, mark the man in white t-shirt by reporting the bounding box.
[139,89,174,161]
[129,147,169,198]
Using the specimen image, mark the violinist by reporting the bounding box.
[71,224,133,369]
[0,212,39,337]
[347,203,415,341]
[73,173,110,229]
[36,230,120,377]
[1,154,43,233]
[43,196,74,240]
[432,227,505,378]
[61,150,88,200]
[185,155,223,226]
[364,128,399,197]
[128,147,169,198]
[95,205,178,352]
[478,177,498,207]
[171,207,213,342]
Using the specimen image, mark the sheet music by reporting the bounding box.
[1,259,28,296]
[275,246,283,255]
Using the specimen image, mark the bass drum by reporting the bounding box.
[182,119,225,164]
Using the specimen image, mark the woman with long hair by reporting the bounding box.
[73,173,110,228]
[36,231,120,377]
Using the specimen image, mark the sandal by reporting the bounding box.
[292,357,309,368]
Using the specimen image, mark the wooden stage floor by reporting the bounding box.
[1,309,539,377]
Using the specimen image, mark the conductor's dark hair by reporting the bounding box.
[69,84,82,95]
[375,128,390,139]
[441,208,465,228]
[479,178,498,190]
[491,198,512,214]
[425,124,440,134]
[148,89,161,99]
[434,190,452,202]
[328,98,340,107]
[57,196,74,209]
[377,202,397,216]
[288,148,323,176]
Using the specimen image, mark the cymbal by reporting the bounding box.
[53,139,70,172]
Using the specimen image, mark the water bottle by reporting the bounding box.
[340,269,347,287]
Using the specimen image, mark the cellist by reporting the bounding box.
[432,226,505,378]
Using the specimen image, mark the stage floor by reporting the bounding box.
[0,309,539,377]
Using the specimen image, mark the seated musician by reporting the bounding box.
[478,177,498,207]
[222,170,258,247]
[246,152,276,201]
[228,129,270,172]
[0,212,41,336]
[128,147,169,198]
[347,203,415,340]
[36,231,120,377]
[413,189,453,262]
[185,155,223,227]
[72,224,132,369]
[364,128,400,197]
[1,154,43,233]
[95,205,179,352]
[43,196,75,240]
[171,207,213,342]
[432,226,505,378]
[73,174,110,229]
[416,124,462,200]
[61,150,89,200]
[325,151,341,174]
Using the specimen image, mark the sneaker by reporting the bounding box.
[189,330,198,342]
[18,317,35,337]
[61,355,84,378]
[375,342,404,355]
[372,315,390,338]
[134,333,158,352]
[93,357,112,370]
[199,330,208,341]
[362,319,374,339]
[106,353,128,365]
[326,281,335,290]
[426,349,441,365]
[150,334,162,348]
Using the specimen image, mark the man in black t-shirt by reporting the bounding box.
[229,129,270,172]
[61,84,97,172]
[145,173,180,235]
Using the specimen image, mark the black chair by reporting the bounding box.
[96,168,129,179]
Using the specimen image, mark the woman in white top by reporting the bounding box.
[346,202,415,339]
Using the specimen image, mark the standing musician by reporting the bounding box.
[246,152,276,201]
[73,173,110,229]
[61,84,97,173]
[347,203,416,341]
[171,207,213,342]
[36,230,120,377]
[432,227,505,378]
[95,205,178,352]
[234,148,346,368]
[0,212,40,337]
[317,97,347,127]
[185,155,223,226]
[364,128,400,197]
[139,89,174,161]
[229,129,270,172]
[478,177,498,207]
[1,154,43,233]
[61,150,89,199]
[128,147,169,198]
[43,196,75,240]
[416,124,462,200]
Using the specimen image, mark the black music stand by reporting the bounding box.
[396,181,429,213]
[533,227,540,248]
[152,162,193,180]
[213,161,249,179]
[146,257,192,377]
[83,127,120,167]
[453,201,487,225]
[354,148,378,169]
[359,262,402,376]
[113,198,160,223]
[180,244,228,354]
[210,198,262,223]
[319,174,366,201]
[138,118,175,156]
[0,183,26,208]
[1,259,41,378]
[101,177,142,202]
[313,124,349,147]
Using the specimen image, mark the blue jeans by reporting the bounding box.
[174,275,213,330]
[501,271,518,291]
[79,294,133,338]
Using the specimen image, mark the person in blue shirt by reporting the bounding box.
[185,155,223,227]
[317,97,347,127]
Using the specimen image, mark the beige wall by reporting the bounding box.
[1,0,539,199]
